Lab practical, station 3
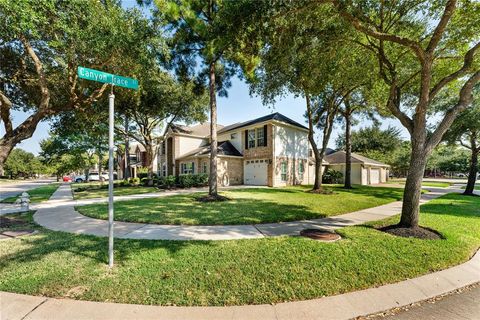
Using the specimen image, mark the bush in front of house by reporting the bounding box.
[158,175,176,189]
[192,173,208,187]
[322,169,343,184]
[178,174,195,188]
[129,177,141,186]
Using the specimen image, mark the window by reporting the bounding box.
[162,164,167,177]
[281,161,287,181]
[256,127,264,147]
[202,162,208,173]
[181,162,194,174]
[161,141,166,155]
[298,161,304,178]
[231,132,237,140]
[248,129,256,148]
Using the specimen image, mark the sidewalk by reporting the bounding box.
[31,185,454,241]
[2,249,479,320]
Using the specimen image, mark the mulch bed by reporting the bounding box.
[196,195,230,202]
[379,225,442,240]
[0,215,27,228]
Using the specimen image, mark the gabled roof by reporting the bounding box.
[218,112,308,134]
[178,141,242,159]
[170,123,223,137]
[325,151,390,167]
[325,148,336,155]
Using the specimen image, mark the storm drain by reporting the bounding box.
[300,229,341,242]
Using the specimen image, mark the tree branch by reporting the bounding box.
[426,70,480,152]
[426,0,456,53]
[430,42,480,99]
[0,91,13,136]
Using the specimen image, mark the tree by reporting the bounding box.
[4,148,45,178]
[155,0,241,199]
[443,96,480,194]
[115,69,209,184]
[336,125,403,156]
[243,3,370,192]
[0,0,158,174]
[317,0,480,228]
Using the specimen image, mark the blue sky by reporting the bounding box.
[2,0,408,155]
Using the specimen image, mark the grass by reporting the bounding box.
[388,180,452,188]
[76,185,405,225]
[0,193,479,306]
[461,185,480,190]
[72,182,161,200]
[0,184,59,203]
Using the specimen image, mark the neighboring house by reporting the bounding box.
[157,112,325,186]
[325,151,390,185]
[117,143,157,179]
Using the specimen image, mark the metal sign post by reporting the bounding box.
[78,66,138,268]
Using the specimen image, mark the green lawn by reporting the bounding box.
[72,182,161,200]
[388,180,451,188]
[76,185,404,225]
[1,193,479,306]
[462,185,480,190]
[0,184,59,203]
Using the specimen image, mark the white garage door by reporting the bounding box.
[244,159,268,185]
[370,168,380,184]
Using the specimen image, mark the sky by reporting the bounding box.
[2,0,409,156]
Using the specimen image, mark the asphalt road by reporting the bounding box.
[0,179,55,201]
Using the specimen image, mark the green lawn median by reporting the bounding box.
[0,193,478,306]
[0,183,59,203]
[76,185,405,225]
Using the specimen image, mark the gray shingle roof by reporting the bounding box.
[178,141,242,159]
[218,112,308,134]
[325,151,390,167]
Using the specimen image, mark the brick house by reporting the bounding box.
[157,112,324,186]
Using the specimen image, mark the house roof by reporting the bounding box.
[131,143,145,153]
[218,112,309,134]
[170,123,224,137]
[178,141,243,159]
[325,151,390,167]
[325,148,337,156]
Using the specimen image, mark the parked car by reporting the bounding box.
[63,176,72,182]
[88,172,113,182]
[74,175,86,183]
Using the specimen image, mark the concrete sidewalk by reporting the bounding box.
[2,249,479,320]
[31,184,453,241]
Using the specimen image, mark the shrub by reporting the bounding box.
[178,174,195,188]
[158,175,176,189]
[192,173,208,187]
[322,169,343,184]
[129,177,141,186]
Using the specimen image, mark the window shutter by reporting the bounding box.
[263,125,268,146]
[192,162,195,174]
[245,130,249,149]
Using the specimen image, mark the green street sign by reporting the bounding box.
[77,66,138,90]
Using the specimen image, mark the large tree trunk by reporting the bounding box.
[306,95,322,190]
[208,61,218,196]
[145,141,155,187]
[344,110,352,189]
[464,135,478,195]
[399,140,428,228]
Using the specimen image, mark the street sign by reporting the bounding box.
[77,66,138,90]
[77,66,138,268]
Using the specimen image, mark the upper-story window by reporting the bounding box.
[248,129,256,148]
[246,125,267,149]
[256,127,264,147]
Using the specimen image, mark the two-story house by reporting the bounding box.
[157,112,322,187]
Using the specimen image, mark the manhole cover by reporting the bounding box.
[300,229,341,242]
